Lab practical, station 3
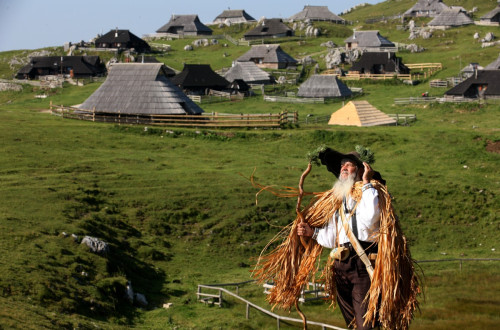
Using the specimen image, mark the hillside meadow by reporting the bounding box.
[1,0,500,328]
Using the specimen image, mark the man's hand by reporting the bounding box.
[297,222,313,237]
[362,162,374,184]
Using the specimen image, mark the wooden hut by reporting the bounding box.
[444,70,500,100]
[403,0,450,17]
[156,15,212,36]
[328,101,396,127]
[79,63,203,115]
[484,53,500,70]
[289,5,344,23]
[243,19,294,40]
[237,44,297,69]
[212,10,256,25]
[170,64,229,94]
[349,52,410,75]
[16,56,105,80]
[223,61,273,85]
[297,75,352,98]
[427,8,473,28]
[94,29,150,52]
[479,1,500,25]
[344,31,395,51]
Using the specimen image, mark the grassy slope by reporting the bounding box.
[0,0,499,328]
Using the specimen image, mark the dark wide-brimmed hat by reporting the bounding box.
[318,147,386,185]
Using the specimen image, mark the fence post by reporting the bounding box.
[246,303,250,319]
[92,107,95,122]
[218,290,222,307]
[49,100,52,111]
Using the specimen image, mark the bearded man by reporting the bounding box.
[252,147,420,330]
[298,150,380,329]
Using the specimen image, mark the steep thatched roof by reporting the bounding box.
[349,52,410,74]
[344,30,395,48]
[223,61,273,84]
[445,70,500,98]
[428,8,473,27]
[484,53,500,70]
[244,19,293,39]
[237,44,297,65]
[79,63,203,115]
[404,0,450,17]
[297,75,352,98]
[328,101,396,127]
[289,5,344,22]
[156,15,212,34]
[170,64,229,90]
[213,9,256,23]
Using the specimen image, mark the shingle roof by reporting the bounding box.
[427,8,473,26]
[445,70,500,96]
[404,0,450,16]
[214,9,255,21]
[297,75,352,98]
[328,101,396,127]
[170,64,229,89]
[237,44,297,64]
[223,61,273,84]
[480,4,500,20]
[156,15,212,34]
[95,29,150,50]
[484,53,500,70]
[289,5,344,22]
[344,31,395,48]
[349,52,410,74]
[79,63,204,115]
[244,19,293,38]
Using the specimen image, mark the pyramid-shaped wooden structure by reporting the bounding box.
[328,101,396,127]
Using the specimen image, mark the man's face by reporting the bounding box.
[340,159,358,181]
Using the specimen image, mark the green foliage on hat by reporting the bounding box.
[307,145,327,166]
[355,145,375,164]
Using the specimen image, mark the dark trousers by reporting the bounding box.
[334,242,378,329]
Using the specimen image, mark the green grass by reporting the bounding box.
[1,0,500,328]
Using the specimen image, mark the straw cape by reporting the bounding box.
[328,101,396,127]
[79,63,203,115]
[252,176,420,329]
[297,75,352,98]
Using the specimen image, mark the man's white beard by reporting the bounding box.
[332,172,356,200]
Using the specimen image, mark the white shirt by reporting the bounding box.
[315,184,380,248]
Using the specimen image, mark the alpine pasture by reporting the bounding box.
[0,0,499,329]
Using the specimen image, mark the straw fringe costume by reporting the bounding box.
[253,180,420,329]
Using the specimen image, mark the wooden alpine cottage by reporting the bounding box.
[16,56,105,79]
[297,75,352,98]
[349,52,410,75]
[243,19,294,40]
[427,8,473,29]
[444,70,500,100]
[344,30,396,52]
[237,44,297,69]
[403,0,450,17]
[169,64,229,95]
[79,63,204,115]
[223,61,274,85]
[156,15,212,36]
[289,5,345,23]
[94,29,151,53]
[212,9,256,25]
[478,1,500,26]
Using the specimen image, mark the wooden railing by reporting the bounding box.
[406,63,442,70]
[197,282,346,330]
[342,73,411,80]
[50,103,296,128]
[264,95,324,104]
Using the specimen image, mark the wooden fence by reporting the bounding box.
[387,113,417,125]
[394,97,438,105]
[342,73,412,81]
[197,282,346,330]
[50,103,296,128]
[263,95,324,104]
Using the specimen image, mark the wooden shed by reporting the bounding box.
[427,8,473,28]
[156,15,212,36]
[344,31,395,51]
[479,2,500,25]
[79,63,203,115]
[243,19,294,40]
[237,44,297,69]
[212,10,256,25]
[289,5,344,23]
[223,61,273,85]
[403,0,450,17]
[328,101,396,127]
[297,75,352,98]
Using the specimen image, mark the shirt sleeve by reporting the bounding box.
[314,215,337,249]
